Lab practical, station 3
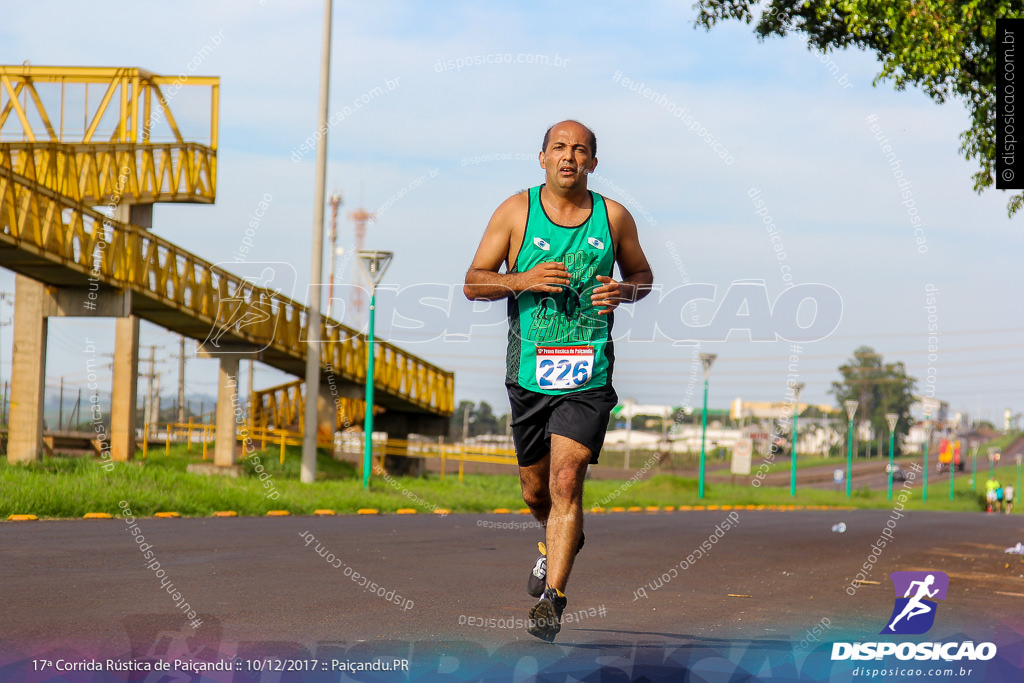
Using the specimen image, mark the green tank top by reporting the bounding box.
[506,185,615,393]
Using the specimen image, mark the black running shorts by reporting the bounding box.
[506,382,619,467]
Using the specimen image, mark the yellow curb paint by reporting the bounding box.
[517,508,531,514]
[678,505,693,511]
[266,510,291,516]
[590,507,606,514]
[357,509,380,515]
[720,505,733,510]
[645,506,660,513]
[154,512,180,518]
[692,506,706,511]
[706,505,720,510]
[313,509,336,516]
[396,509,417,514]
[745,505,757,510]
[664,506,676,512]
[213,511,238,517]
[611,507,626,513]
[433,509,451,515]
[728,594,753,598]
[83,513,112,519]
[493,508,511,514]
[627,506,643,513]
[7,514,38,521]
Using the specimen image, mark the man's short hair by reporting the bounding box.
[541,121,597,157]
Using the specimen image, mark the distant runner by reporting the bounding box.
[464,120,653,641]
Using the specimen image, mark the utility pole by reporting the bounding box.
[153,374,161,428]
[301,0,334,485]
[349,203,375,325]
[248,358,255,428]
[141,345,159,432]
[327,192,343,319]
[177,336,186,423]
[0,299,11,425]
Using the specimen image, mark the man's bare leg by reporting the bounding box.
[544,434,591,592]
[519,456,552,527]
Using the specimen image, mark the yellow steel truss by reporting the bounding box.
[0,165,454,417]
[0,66,454,420]
[250,378,383,433]
[0,66,217,203]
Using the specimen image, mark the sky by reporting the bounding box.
[1,0,1021,427]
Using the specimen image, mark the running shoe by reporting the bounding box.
[527,587,567,642]
[527,533,585,597]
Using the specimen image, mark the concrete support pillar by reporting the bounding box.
[197,343,261,470]
[8,275,47,462]
[214,355,241,467]
[108,203,151,461]
[110,317,140,461]
[317,382,336,446]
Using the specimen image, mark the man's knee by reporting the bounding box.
[521,482,550,509]
[550,466,585,502]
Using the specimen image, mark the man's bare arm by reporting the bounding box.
[590,200,654,314]
[464,194,571,300]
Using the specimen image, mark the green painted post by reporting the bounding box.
[697,353,715,499]
[698,378,709,499]
[790,383,803,498]
[844,401,858,499]
[888,430,895,501]
[846,418,853,498]
[1016,455,1022,514]
[790,408,798,497]
[362,288,376,489]
[922,419,930,503]
[885,413,898,502]
[972,446,977,492]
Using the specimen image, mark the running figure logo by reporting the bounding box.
[203,267,282,350]
[881,571,949,635]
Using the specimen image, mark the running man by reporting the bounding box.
[464,120,653,641]
[888,574,939,631]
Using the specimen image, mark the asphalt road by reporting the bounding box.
[2,510,1023,682]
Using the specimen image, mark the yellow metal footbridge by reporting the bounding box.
[0,66,453,462]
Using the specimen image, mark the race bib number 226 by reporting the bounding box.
[536,346,593,390]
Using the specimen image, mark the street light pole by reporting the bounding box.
[844,400,859,498]
[300,0,334,485]
[1016,454,1022,514]
[922,412,933,503]
[790,382,804,497]
[698,353,716,499]
[357,250,393,490]
[700,356,716,499]
[972,444,978,492]
[885,412,898,501]
[624,397,635,470]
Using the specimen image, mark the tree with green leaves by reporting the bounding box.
[694,0,1024,216]
[450,400,501,440]
[830,345,917,453]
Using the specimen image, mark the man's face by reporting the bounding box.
[539,123,597,191]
